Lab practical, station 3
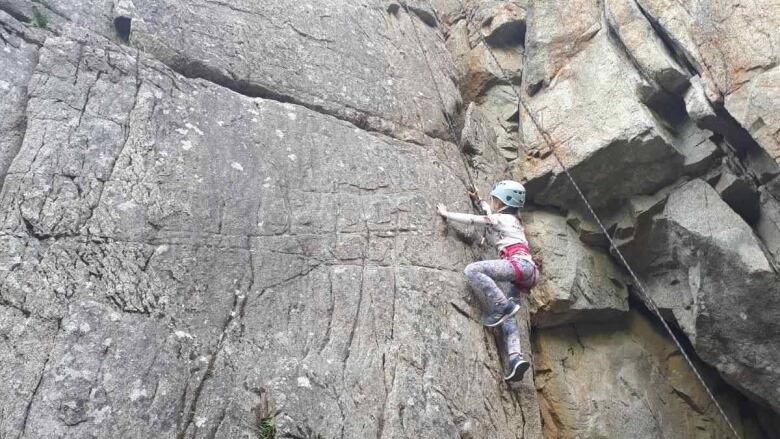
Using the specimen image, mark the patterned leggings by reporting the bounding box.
[464,257,538,357]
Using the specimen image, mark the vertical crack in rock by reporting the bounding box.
[18,317,61,438]
[176,288,246,439]
[631,0,701,78]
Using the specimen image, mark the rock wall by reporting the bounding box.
[0,0,778,438]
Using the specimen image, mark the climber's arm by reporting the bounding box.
[437,204,492,225]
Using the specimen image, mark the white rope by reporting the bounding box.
[401,2,486,214]
[416,1,742,437]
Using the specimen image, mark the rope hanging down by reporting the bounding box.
[402,3,478,193]
[403,3,497,216]
[407,2,742,437]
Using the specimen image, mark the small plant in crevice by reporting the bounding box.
[248,386,276,439]
[31,6,48,28]
[257,417,275,439]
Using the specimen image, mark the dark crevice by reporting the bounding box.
[483,22,526,48]
[632,0,700,78]
[705,107,780,185]
[114,16,131,43]
[643,90,689,127]
[159,54,448,144]
[405,4,437,27]
[449,302,471,320]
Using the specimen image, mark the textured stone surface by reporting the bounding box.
[475,1,527,48]
[0,21,541,438]
[9,0,461,141]
[604,0,689,96]
[3,0,780,437]
[635,179,780,412]
[634,0,780,164]
[756,185,780,266]
[725,67,780,163]
[520,30,685,209]
[522,0,601,95]
[0,12,39,188]
[523,210,628,328]
[634,0,780,101]
[533,310,765,439]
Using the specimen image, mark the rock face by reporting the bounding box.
[2,0,780,438]
[523,210,628,328]
[0,9,541,439]
[520,0,687,209]
[533,310,767,439]
[0,13,39,187]
[634,179,780,412]
[17,0,461,141]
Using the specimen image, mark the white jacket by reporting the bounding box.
[443,200,532,259]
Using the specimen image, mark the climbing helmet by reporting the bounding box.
[489,180,526,209]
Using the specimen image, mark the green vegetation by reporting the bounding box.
[31,6,48,28]
[257,417,275,439]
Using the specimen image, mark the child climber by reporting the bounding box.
[437,180,539,382]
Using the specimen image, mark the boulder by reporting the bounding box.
[636,179,780,412]
[524,211,628,328]
[520,32,685,210]
[670,120,721,176]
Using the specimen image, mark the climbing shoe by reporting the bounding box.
[504,354,531,382]
[482,301,521,327]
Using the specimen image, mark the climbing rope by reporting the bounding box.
[401,3,488,214]
[409,1,742,437]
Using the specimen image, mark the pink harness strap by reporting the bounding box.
[500,243,534,287]
[509,258,525,285]
[499,243,531,259]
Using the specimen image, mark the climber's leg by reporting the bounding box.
[501,317,530,381]
[464,259,520,327]
[501,317,522,358]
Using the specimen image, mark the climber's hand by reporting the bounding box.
[467,187,480,202]
[437,203,448,218]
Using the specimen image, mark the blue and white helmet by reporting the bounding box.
[490,180,526,209]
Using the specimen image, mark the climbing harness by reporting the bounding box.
[407,2,743,437]
[499,243,537,289]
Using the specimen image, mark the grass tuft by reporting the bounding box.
[257,417,275,439]
[31,6,48,28]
